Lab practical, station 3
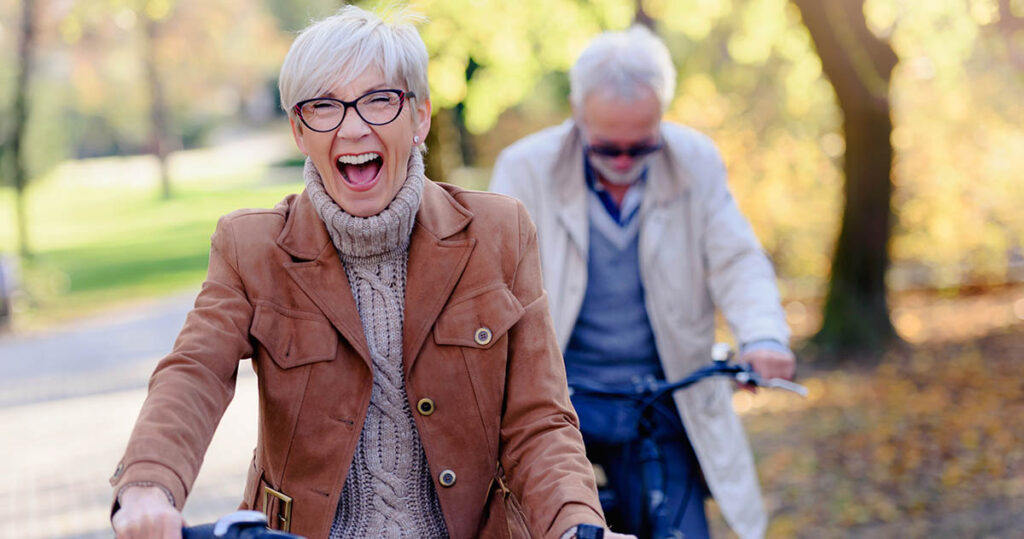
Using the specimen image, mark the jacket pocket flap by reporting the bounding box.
[433,284,525,349]
[251,301,337,369]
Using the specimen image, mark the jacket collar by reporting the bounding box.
[276,189,329,261]
[409,179,474,241]
[646,125,689,207]
[276,179,473,261]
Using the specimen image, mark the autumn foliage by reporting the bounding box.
[716,290,1024,536]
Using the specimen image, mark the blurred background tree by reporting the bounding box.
[0,0,1020,350]
[792,0,899,353]
[2,0,38,259]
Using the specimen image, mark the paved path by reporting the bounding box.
[0,292,198,407]
[0,293,259,538]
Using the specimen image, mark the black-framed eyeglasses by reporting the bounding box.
[293,89,416,132]
[586,141,663,159]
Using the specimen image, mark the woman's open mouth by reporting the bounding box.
[336,152,383,190]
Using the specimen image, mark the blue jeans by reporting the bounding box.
[580,398,710,538]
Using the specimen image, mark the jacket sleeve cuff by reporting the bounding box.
[109,461,188,516]
[739,338,791,356]
[548,502,604,539]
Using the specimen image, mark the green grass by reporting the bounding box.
[0,143,305,327]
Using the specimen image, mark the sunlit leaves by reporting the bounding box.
[647,0,732,40]
[426,54,469,108]
[659,0,840,288]
[877,0,980,84]
[727,0,789,65]
[0,0,1020,293]
[412,0,632,133]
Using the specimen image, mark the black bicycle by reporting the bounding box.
[568,344,807,539]
[182,510,304,539]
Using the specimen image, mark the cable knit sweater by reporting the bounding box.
[304,148,449,538]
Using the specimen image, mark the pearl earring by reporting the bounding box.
[414,136,420,144]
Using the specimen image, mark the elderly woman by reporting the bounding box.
[110,6,628,539]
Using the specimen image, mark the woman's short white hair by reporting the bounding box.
[570,25,676,112]
[278,5,429,118]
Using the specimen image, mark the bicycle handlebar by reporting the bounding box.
[568,359,808,402]
[182,511,305,539]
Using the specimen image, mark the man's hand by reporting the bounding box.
[111,485,184,539]
[741,347,796,381]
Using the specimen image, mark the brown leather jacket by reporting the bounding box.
[111,180,604,538]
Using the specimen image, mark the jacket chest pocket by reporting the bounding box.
[431,284,525,445]
[251,301,338,369]
[433,284,524,352]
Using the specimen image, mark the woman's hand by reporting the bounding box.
[111,485,184,539]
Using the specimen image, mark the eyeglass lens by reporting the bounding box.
[588,143,662,158]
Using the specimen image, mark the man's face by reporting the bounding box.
[578,86,662,185]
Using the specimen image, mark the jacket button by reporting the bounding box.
[417,398,436,416]
[438,469,456,487]
[474,327,493,346]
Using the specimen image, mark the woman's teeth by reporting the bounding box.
[336,153,382,185]
[337,153,378,166]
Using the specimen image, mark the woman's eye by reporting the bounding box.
[367,95,393,104]
[313,102,338,110]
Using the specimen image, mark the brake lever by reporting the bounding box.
[761,378,808,397]
[734,366,808,398]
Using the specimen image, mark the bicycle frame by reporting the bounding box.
[568,355,806,538]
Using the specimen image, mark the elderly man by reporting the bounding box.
[490,26,795,539]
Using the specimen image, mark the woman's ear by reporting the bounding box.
[413,96,432,144]
[289,116,309,155]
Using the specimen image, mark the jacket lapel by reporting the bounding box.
[402,181,475,374]
[644,123,689,209]
[640,124,694,272]
[275,182,475,373]
[554,122,589,258]
[278,191,371,367]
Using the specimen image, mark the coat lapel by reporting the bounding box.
[640,124,693,272]
[275,182,475,374]
[278,191,371,367]
[554,122,589,258]
[402,181,475,374]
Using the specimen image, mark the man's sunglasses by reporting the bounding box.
[586,142,663,159]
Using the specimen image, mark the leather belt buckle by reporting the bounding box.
[262,485,293,532]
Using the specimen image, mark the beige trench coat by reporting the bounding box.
[490,120,790,539]
[111,179,604,538]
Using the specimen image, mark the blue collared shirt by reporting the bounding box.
[583,157,645,227]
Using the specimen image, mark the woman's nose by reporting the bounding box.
[336,108,371,139]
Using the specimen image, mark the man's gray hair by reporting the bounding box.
[278,5,429,118]
[569,25,677,112]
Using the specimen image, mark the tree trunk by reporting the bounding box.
[791,0,899,354]
[7,0,37,258]
[633,0,655,29]
[143,17,173,200]
[423,111,446,182]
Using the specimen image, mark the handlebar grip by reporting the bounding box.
[182,523,216,539]
[181,510,306,539]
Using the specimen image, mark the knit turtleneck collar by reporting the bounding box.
[304,147,425,260]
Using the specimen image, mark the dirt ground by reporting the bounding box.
[707,286,1024,538]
